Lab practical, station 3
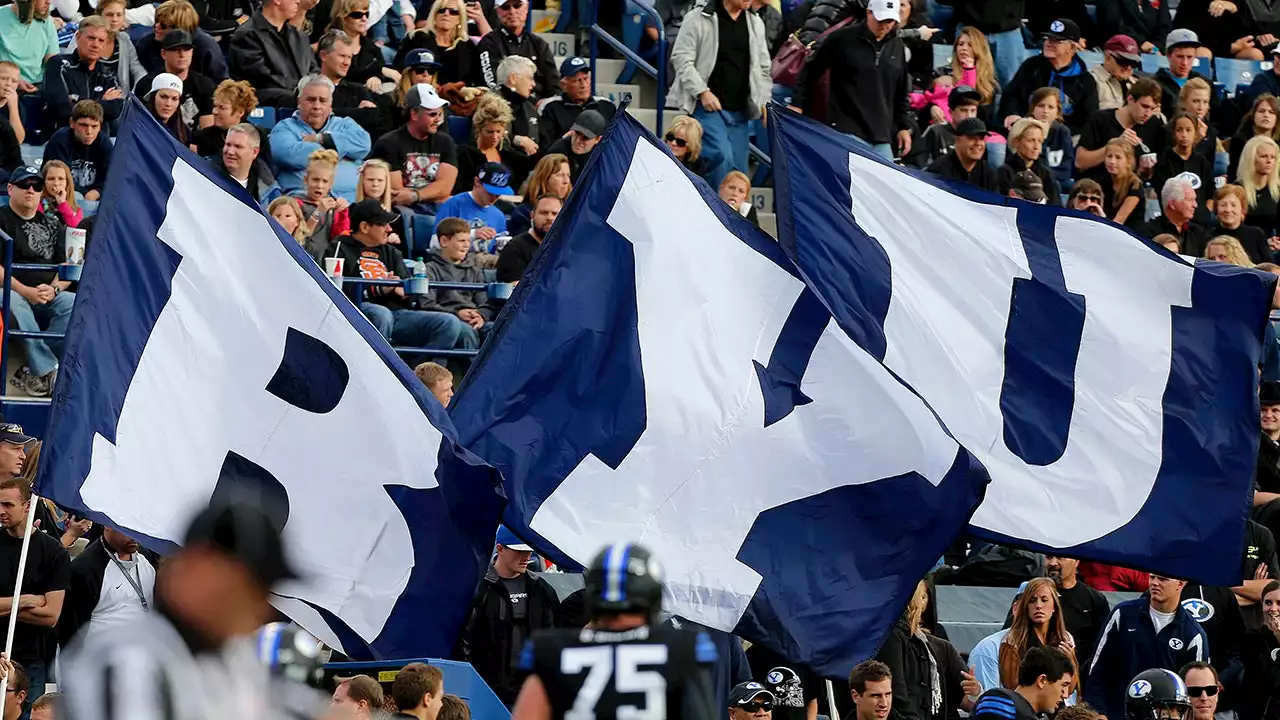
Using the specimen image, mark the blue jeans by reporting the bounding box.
[958,25,1025,93]
[847,133,894,162]
[20,659,46,720]
[360,303,465,351]
[693,107,750,190]
[9,289,74,377]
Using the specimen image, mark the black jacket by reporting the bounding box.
[1097,0,1172,50]
[952,0,1025,34]
[1142,214,1211,255]
[794,20,912,144]
[928,150,999,192]
[191,0,254,37]
[0,117,22,183]
[795,0,863,44]
[136,29,228,81]
[228,12,318,108]
[1025,0,1097,45]
[1154,68,1214,124]
[333,80,394,141]
[1000,54,1099,134]
[458,565,560,705]
[537,94,617,148]
[875,620,935,720]
[477,27,559,101]
[1243,628,1280,720]
[43,52,124,125]
[500,85,539,147]
[996,152,1063,206]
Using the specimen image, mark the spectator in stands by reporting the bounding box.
[543,108,603,183]
[357,157,393,206]
[1085,573,1210,719]
[28,692,54,720]
[43,99,111,202]
[1241,135,1280,236]
[394,0,481,88]
[414,361,454,407]
[436,161,510,247]
[1154,113,1215,225]
[192,80,270,162]
[326,0,399,90]
[331,675,384,719]
[951,28,998,125]
[1214,184,1275,264]
[927,118,997,191]
[1243,581,1280,718]
[0,62,24,148]
[1167,0,1251,59]
[317,30,395,142]
[371,83,459,211]
[268,196,310,244]
[0,167,74,397]
[496,193,559,282]
[508,152,568,236]
[1177,576,1247,718]
[849,660,893,720]
[997,118,1062,206]
[995,578,1078,692]
[720,170,758,226]
[456,92,533,195]
[328,199,466,352]
[1155,30,1212,120]
[1044,556,1110,679]
[1178,662,1219,720]
[1237,520,1280,619]
[494,55,540,156]
[1205,235,1255,264]
[971,647,1074,720]
[137,0,228,82]
[390,662,445,719]
[911,86,981,169]
[1007,170,1047,203]
[1144,175,1211,254]
[58,526,155,652]
[1154,233,1182,252]
[461,526,560,705]
[215,122,282,205]
[1090,35,1141,112]
[477,0,557,100]
[1250,49,1280,101]
[144,73,189,144]
[229,0,318,109]
[191,0,254,40]
[793,0,911,163]
[271,75,371,202]
[0,0,59,93]
[41,161,82,228]
[1230,94,1280,183]
[1068,178,1106,217]
[290,148,351,261]
[1023,88,1074,192]
[1096,0,1171,53]
[44,17,124,127]
[1180,79,1221,164]
[134,29,215,134]
[949,0,1025,89]
[0,475,69,708]
[875,580,940,720]
[0,659,27,720]
[670,0,771,187]
[425,217,491,346]
[439,694,469,720]
[664,115,708,176]
[537,56,618,149]
[1000,19,1098,135]
[70,0,146,101]
[0,117,20,186]
[1075,78,1164,183]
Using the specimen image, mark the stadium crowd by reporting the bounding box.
[0,0,1280,717]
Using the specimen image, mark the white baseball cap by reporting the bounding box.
[406,83,449,110]
[867,0,899,22]
[146,72,183,100]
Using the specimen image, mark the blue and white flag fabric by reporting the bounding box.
[769,107,1274,587]
[451,111,990,675]
[37,98,505,659]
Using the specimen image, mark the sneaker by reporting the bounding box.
[8,366,32,393]
[22,368,54,398]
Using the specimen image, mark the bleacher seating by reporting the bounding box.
[247,106,277,130]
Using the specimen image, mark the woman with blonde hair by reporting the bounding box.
[665,115,708,176]
[454,92,534,194]
[876,580,983,720]
[328,0,401,90]
[394,0,481,87]
[952,28,998,116]
[268,196,311,245]
[509,153,572,236]
[357,159,394,209]
[997,118,1060,206]
[1204,236,1254,267]
[1238,135,1280,235]
[998,577,1077,692]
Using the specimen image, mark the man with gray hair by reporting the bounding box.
[317,28,393,139]
[268,73,371,201]
[1142,175,1209,256]
[228,0,317,108]
[216,122,281,205]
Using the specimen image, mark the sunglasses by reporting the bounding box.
[12,181,42,191]
[664,133,687,147]
[1187,686,1219,698]
[1075,194,1103,204]
[740,702,773,713]
[439,6,460,13]
[1118,58,1140,69]
[347,10,369,18]
[410,65,435,74]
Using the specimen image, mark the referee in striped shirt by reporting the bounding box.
[60,500,333,719]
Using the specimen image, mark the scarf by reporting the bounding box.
[915,630,943,715]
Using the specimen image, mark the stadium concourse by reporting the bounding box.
[0,0,1278,717]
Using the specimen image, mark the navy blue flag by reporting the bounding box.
[769,106,1273,587]
[452,110,990,675]
[37,98,504,659]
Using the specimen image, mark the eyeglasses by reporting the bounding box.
[347,10,369,18]
[439,7,460,14]
[664,133,687,147]
[1074,194,1103,204]
[740,702,773,713]
[1187,686,1219,697]
[12,181,42,192]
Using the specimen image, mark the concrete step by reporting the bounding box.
[759,212,777,239]
[538,32,575,60]
[597,82,643,108]
[750,187,773,213]
[625,106,683,135]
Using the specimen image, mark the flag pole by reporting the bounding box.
[826,679,841,720]
[1,491,39,696]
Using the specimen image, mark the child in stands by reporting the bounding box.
[41,161,83,228]
[290,149,351,263]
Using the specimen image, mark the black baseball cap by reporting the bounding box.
[7,166,41,186]
[560,56,590,77]
[184,500,299,587]
[1010,170,1046,203]
[1263,381,1280,406]
[162,28,195,50]
[571,109,606,139]
[349,199,398,228]
[948,85,982,109]
[1043,18,1082,43]
[0,419,32,446]
[477,162,514,195]
[729,682,776,707]
[955,117,987,136]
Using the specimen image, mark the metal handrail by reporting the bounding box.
[591,0,666,137]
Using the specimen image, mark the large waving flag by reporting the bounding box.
[769,107,1273,587]
[37,98,504,659]
[451,111,990,675]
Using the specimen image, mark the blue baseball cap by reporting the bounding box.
[560,56,589,77]
[477,162,514,195]
[7,166,41,186]
[403,48,441,70]
[495,525,532,551]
